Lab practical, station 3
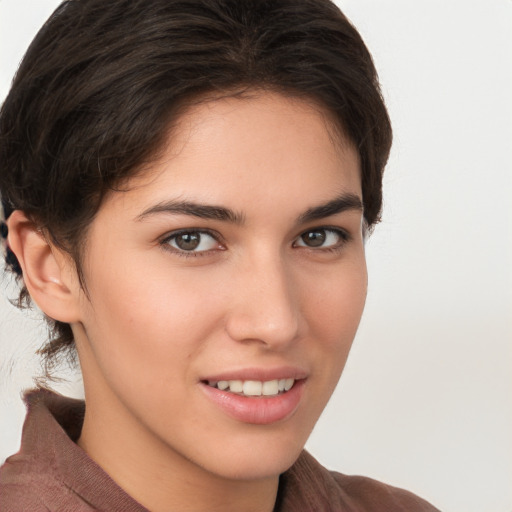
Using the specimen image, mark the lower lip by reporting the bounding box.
[200,380,305,425]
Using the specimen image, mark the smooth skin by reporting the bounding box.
[8,92,367,512]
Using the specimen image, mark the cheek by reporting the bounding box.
[81,260,224,369]
[291,258,367,430]
[301,255,367,398]
[306,257,367,341]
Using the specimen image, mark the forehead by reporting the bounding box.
[100,92,361,219]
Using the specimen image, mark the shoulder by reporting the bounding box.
[0,389,88,510]
[0,452,95,512]
[1,389,147,512]
[328,470,441,512]
[278,451,441,512]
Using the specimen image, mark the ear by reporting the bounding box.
[7,210,81,323]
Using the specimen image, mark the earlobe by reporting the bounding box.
[6,210,81,323]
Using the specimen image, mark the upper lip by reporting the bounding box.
[201,366,308,383]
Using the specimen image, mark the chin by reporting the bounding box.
[212,450,301,481]
[190,429,308,481]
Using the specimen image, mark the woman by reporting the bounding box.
[0,0,440,510]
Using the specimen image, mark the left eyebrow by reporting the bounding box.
[297,193,363,224]
[135,199,245,224]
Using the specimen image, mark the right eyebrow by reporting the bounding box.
[135,200,245,225]
[296,193,363,224]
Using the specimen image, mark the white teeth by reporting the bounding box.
[229,380,243,393]
[243,381,262,396]
[208,378,295,396]
[262,380,279,396]
[217,380,229,390]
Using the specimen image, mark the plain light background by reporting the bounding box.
[1,1,511,511]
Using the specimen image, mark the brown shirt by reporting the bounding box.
[0,389,441,511]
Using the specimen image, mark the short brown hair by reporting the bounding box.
[0,0,392,367]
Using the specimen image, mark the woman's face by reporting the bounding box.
[72,92,367,482]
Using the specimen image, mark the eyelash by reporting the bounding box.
[159,226,351,258]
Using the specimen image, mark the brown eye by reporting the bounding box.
[165,231,218,252]
[300,229,326,247]
[175,232,201,250]
[294,228,348,249]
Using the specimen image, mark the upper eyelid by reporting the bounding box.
[296,225,350,239]
[161,228,222,242]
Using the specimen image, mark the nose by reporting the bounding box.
[225,254,301,350]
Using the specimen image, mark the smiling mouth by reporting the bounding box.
[205,378,295,397]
